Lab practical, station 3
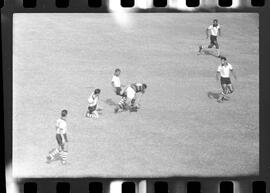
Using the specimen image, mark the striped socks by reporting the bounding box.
[59,151,68,164]
[118,97,127,109]
[48,148,60,160]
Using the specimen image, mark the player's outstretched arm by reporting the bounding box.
[206,28,209,39]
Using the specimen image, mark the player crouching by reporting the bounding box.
[46,109,69,165]
[85,88,101,118]
[114,83,147,113]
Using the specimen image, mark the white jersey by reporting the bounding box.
[88,92,99,107]
[111,75,121,88]
[56,118,67,134]
[208,25,220,36]
[217,63,233,78]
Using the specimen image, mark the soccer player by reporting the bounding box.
[46,109,68,165]
[85,88,101,118]
[216,56,237,103]
[111,68,124,96]
[114,83,147,113]
[199,19,221,57]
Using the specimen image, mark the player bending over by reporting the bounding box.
[216,57,237,103]
[46,109,69,165]
[199,19,221,57]
[114,83,147,113]
[111,68,125,96]
[86,88,101,118]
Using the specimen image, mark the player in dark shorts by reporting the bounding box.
[46,109,69,164]
[111,68,125,96]
[216,57,237,103]
[199,19,221,57]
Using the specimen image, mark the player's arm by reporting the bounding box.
[216,71,220,81]
[230,69,237,80]
[218,28,221,37]
[206,28,209,39]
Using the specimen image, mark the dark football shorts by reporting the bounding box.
[220,77,231,85]
[115,87,122,95]
[209,35,219,48]
[115,87,127,97]
[56,133,68,146]
[88,105,97,113]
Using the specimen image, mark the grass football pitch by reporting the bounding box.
[12,13,259,178]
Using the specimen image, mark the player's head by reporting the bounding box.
[142,83,147,93]
[94,88,101,95]
[61,109,68,118]
[114,68,121,76]
[220,56,227,65]
[213,19,218,26]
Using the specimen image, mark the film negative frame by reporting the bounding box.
[1,0,270,192]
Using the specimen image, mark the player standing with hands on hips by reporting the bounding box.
[216,56,237,103]
[46,109,69,165]
[199,19,221,57]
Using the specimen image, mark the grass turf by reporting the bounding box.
[12,13,259,178]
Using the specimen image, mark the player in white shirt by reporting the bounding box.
[111,68,124,96]
[85,88,101,118]
[46,109,68,165]
[199,19,221,56]
[216,57,237,103]
[115,83,147,113]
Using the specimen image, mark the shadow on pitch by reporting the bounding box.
[207,91,220,99]
[103,98,118,107]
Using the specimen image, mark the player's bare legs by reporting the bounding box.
[227,84,234,94]
[199,41,220,57]
[215,41,220,57]
[59,142,68,165]
[217,84,228,102]
[217,83,234,102]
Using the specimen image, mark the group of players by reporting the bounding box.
[46,19,237,165]
[85,68,147,118]
[47,69,147,164]
[199,19,237,103]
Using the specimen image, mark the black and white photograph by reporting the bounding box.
[12,13,259,178]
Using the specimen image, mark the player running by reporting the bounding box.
[216,57,237,103]
[199,19,221,57]
[111,68,125,96]
[85,88,101,118]
[114,83,147,113]
[46,109,69,165]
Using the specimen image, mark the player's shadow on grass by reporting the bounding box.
[103,98,118,107]
[207,91,220,99]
